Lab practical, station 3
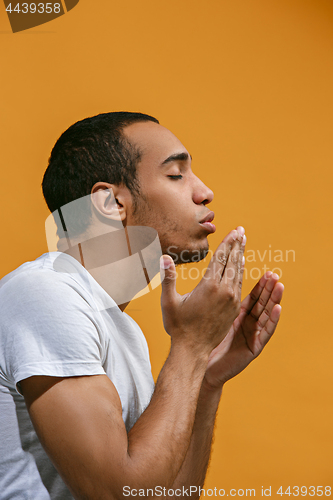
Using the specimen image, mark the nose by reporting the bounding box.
[192,174,214,206]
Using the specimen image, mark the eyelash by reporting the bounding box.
[168,175,183,180]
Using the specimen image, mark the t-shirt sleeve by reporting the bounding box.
[0,270,106,394]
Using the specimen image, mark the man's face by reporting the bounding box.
[123,121,215,264]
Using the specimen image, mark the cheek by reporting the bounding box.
[133,181,195,232]
[156,202,195,236]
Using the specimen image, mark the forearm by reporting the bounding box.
[170,380,222,499]
[125,342,210,492]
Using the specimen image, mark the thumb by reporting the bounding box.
[160,255,177,306]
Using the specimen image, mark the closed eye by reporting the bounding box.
[168,175,183,180]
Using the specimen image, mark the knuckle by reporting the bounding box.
[249,310,258,320]
[230,254,238,266]
[224,286,237,302]
[162,277,172,287]
[258,297,266,307]
[232,294,239,306]
[216,251,228,266]
[224,285,234,299]
[257,318,264,329]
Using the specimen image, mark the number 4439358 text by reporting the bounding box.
[6,3,61,14]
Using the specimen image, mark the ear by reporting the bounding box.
[90,182,130,222]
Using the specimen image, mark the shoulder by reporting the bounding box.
[0,257,108,390]
[0,253,97,314]
[0,254,107,353]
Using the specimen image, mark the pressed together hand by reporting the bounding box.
[204,271,284,388]
[160,226,284,387]
[160,226,246,357]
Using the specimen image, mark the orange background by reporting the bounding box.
[0,0,332,496]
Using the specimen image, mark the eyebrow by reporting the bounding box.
[161,152,192,166]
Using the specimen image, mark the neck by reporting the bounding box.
[57,225,161,311]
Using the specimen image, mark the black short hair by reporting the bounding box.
[42,111,159,235]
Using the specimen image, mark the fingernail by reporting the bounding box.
[160,256,171,269]
[242,234,247,246]
[237,226,245,237]
[242,256,245,265]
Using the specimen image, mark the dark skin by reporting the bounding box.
[205,271,282,388]
[21,122,284,499]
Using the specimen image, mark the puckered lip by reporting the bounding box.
[199,211,215,224]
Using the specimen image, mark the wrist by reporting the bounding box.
[164,340,209,391]
[194,377,222,424]
[201,375,223,397]
[170,337,210,368]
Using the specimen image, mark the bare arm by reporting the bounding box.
[170,381,222,499]
[22,347,207,500]
[21,228,245,500]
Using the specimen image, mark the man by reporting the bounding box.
[0,112,283,499]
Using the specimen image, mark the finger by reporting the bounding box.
[228,232,246,303]
[238,235,246,294]
[257,304,282,347]
[239,251,246,295]
[221,230,245,291]
[256,282,284,330]
[240,271,273,313]
[249,273,280,321]
[235,225,245,238]
[160,255,178,309]
[204,229,239,283]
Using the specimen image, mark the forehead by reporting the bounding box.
[122,121,188,164]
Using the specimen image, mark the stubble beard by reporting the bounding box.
[131,192,209,265]
[164,244,209,266]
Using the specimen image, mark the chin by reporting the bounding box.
[164,242,209,266]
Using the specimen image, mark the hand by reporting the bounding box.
[204,271,284,389]
[160,227,246,357]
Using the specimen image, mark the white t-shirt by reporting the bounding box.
[0,252,155,500]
